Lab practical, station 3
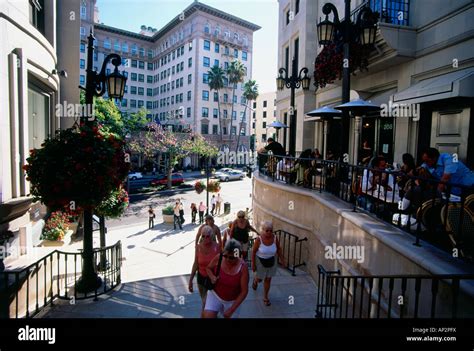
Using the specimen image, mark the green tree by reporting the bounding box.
[235,80,259,153]
[208,65,225,140]
[226,60,246,140]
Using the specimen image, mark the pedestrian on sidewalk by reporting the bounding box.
[179,200,185,225]
[210,195,216,215]
[189,225,221,313]
[216,193,223,215]
[198,201,206,224]
[173,201,183,230]
[251,221,286,307]
[222,221,232,248]
[148,206,155,229]
[230,210,258,260]
[196,215,222,249]
[203,239,249,318]
[190,203,197,224]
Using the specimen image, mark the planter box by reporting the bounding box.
[162,214,174,224]
[41,230,73,247]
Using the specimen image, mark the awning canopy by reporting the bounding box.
[365,88,398,117]
[392,67,474,104]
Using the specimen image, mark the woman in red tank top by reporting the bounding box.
[203,239,249,318]
[189,225,220,312]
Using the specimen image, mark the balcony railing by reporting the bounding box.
[257,155,474,260]
[352,0,410,26]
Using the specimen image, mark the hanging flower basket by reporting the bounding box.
[207,181,221,193]
[194,181,206,194]
[95,186,129,218]
[23,124,130,210]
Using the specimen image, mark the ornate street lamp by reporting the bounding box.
[276,57,311,156]
[77,31,127,293]
[316,1,379,161]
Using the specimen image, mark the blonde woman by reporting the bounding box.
[230,210,258,259]
[251,221,285,306]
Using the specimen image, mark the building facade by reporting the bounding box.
[252,91,277,151]
[0,0,75,261]
[78,1,260,155]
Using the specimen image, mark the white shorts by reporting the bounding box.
[204,290,240,318]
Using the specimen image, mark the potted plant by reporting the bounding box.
[207,180,221,193]
[162,205,175,224]
[40,211,73,246]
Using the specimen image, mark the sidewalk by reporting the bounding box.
[36,268,317,318]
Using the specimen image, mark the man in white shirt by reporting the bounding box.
[210,195,217,216]
[215,193,223,215]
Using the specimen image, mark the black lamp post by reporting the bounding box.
[276,57,311,156]
[200,156,215,216]
[317,1,378,161]
[77,32,127,293]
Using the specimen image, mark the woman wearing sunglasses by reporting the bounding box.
[202,239,249,318]
[230,210,258,259]
[251,221,286,306]
[189,225,220,313]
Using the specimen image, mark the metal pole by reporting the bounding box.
[341,0,351,162]
[76,32,101,293]
[289,57,297,157]
[206,156,209,215]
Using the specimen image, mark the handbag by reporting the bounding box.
[203,253,223,291]
[258,256,275,268]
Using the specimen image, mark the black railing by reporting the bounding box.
[315,265,474,318]
[353,0,410,26]
[248,230,307,276]
[258,155,474,260]
[0,241,122,318]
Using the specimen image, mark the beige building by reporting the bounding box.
[0,0,76,260]
[252,91,277,151]
[76,1,260,158]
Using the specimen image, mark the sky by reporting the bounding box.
[96,0,279,93]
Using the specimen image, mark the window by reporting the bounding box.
[214,59,219,67]
[188,57,192,67]
[213,92,218,102]
[233,95,237,103]
[172,51,175,60]
[261,134,267,142]
[263,111,267,118]
[171,81,175,89]
[295,0,300,14]
[80,5,87,19]
[242,51,248,61]
[212,125,218,135]
[180,62,184,71]
[294,38,299,70]
[286,9,291,25]
[139,61,145,69]
[138,100,144,108]
[28,86,50,150]
[131,100,137,108]
[139,48,145,57]
[189,41,193,51]
[252,122,255,129]
[215,43,220,53]
[138,74,144,82]
[232,111,236,120]
[121,99,127,107]
[285,46,290,72]
[263,100,267,108]
[203,57,210,67]
[122,43,128,52]
[147,75,153,83]
[224,62,229,70]
[80,43,85,53]
[202,91,209,101]
[231,126,237,135]
[80,59,85,69]
[80,75,85,85]
[187,91,191,101]
[29,0,45,34]
[188,74,192,84]
[148,50,153,59]
[131,86,137,95]
[234,49,238,58]
[225,46,229,55]
[213,109,218,119]
[223,94,228,103]
[203,73,209,84]
[171,96,174,104]
[124,85,128,93]
[223,110,228,118]
[172,66,175,75]
[203,40,210,51]
[263,122,267,128]
[253,102,257,109]
[147,88,153,96]
[201,124,209,134]
[131,73,137,81]
[147,63,153,70]
[180,77,183,86]
[104,39,111,49]
[187,107,191,118]
[131,60,137,68]
[223,127,227,135]
[147,101,153,109]
[176,64,180,73]
[131,44,137,55]
[114,40,120,51]
[204,23,210,34]
[202,108,209,117]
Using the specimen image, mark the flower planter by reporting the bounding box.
[41,229,73,247]
[162,214,174,224]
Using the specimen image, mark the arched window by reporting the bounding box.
[204,22,210,34]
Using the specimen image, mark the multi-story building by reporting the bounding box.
[0,0,75,260]
[77,1,260,156]
[252,92,277,151]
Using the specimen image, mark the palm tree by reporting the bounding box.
[208,66,225,141]
[235,80,258,153]
[226,60,246,140]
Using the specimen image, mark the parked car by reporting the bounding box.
[216,170,245,182]
[150,173,184,186]
[128,172,143,180]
